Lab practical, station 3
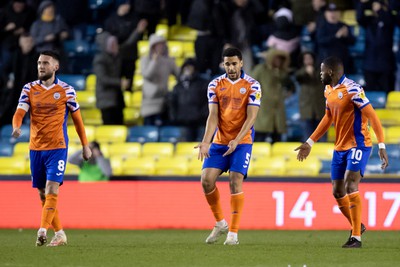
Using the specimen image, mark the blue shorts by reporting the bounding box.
[30,149,68,188]
[331,147,372,180]
[202,143,252,178]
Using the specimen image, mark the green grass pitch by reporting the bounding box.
[1,229,399,267]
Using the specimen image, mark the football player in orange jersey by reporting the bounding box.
[11,50,92,246]
[196,47,261,245]
[295,56,389,248]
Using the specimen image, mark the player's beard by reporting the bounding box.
[321,75,332,85]
[38,72,53,82]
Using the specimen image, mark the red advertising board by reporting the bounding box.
[0,181,399,230]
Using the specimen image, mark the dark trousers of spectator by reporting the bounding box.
[254,131,281,144]
[195,35,223,76]
[302,119,327,142]
[101,107,124,125]
[364,70,395,93]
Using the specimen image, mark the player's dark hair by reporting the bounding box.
[40,50,60,62]
[222,47,242,60]
[322,56,343,72]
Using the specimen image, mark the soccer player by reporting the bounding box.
[295,56,389,248]
[196,47,261,245]
[11,50,92,246]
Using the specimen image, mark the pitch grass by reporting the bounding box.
[1,229,399,267]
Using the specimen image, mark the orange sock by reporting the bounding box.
[349,191,362,236]
[41,199,63,232]
[336,195,352,225]
[205,187,224,222]
[230,192,244,233]
[41,194,58,230]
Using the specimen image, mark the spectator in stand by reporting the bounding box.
[316,3,355,72]
[356,0,396,93]
[295,51,326,142]
[134,0,162,36]
[168,58,209,141]
[251,49,294,143]
[141,34,179,126]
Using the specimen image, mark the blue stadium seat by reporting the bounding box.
[365,157,385,174]
[159,126,188,143]
[63,40,92,57]
[370,144,400,159]
[366,91,386,109]
[58,74,86,91]
[0,124,29,143]
[347,74,366,87]
[88,0,113,9]
[320,160,331,174]
[0,141,13,157]
[128,126,159,143]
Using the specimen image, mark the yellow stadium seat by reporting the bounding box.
[67,143,80,157]
[175,142,199,160]
[98,142,110,157]
[187,158,203,176]
[81,108,102,125]
[175,57,185,67]
[13,142,29,158]
[123,107,142,125]
[138,40,149,57]
[142,142,174,159]
[248,157,286,176]
[167,41,184,58]
[341,10,357,26]
[124,91,132,107]
[110,156,123,176]
[85,74,96,91]
[271,142,302,159]
[132,90,142,109]
[155,23,169,39]
[386,91,400,109]
[168,75,177,90]
[169,25,197,41]
[122,157,156,175]
[68,125,96,144]
[327,126,335,142]
[182,41,195,58]
[0,156,27,175]
[133,74,143,91]
[108,142,141,159]
[95,125,128,144]
[252,142,271,160]
[375,109,400,126]
[369,126,387,143]
[155,157,189,175]
[65,162,80,175]
[77,90,96,109]
[135,59,141,74]
[285,157,321,176]
[312,142,334,160]
[386,126,400,143]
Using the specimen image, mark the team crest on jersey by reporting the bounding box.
[338,92,343,99]
[53,92,60,100]
[239,88,246,94]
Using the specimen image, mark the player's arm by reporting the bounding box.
[295,110,333,161]
[11,108,27,138]
[223,105,259,157]
[71,109,92,161]
[196,103,218,161]
[362,104,389,169]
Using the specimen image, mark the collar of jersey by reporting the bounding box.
[333,74,346,89]
[224,70,245,84]
[39,77,59,90]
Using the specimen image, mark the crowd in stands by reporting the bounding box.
[1,0,400,177]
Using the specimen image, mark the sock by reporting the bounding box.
[229,192,244,233]
[40,194,58,230]
[336,195,352,225]
[205,187,225,222]
[41,199,63,232]
[349,191,362,237]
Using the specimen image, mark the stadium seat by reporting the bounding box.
[271,142,302,159]
[155,157,189,175]
[95,125,128,144]
[167,41,184,58]
[187,158,203,176]
[67,125,96,144]
[386,91,400,109]
[1,124,30,143]
[155,23,169,39]
[0,156,27,175]
[182,41,195,58]
[131,90,142,109]
[347,74,366,87]
[367,91,386,109]
[86,74,96,91]
[109,156,123,176]
[128,126,159,143]
[80,108,102,125]
[341,10,357,26]
[0,141,13,157]
[135,59,141,74]
[169,25,197,41]
[124,91,133,107]
[248,157,286,176]
[77,91,96,108]
[312,143,334,160]
[123,107,142,125]
[63,40,92,58]
[108,142,141,159]
[64,162,81,175]
[122,157,156,175]
[138,40,149,57]
[159,126,188,143]
[13,142,30,158]
[327,126,335,142]
[375,109,400,126]
[252,142,271,160]
[168,75,177,90]
[175,142,199,160]
[385,126,400,144]
[285,157,321,176]
[133,74,143,91]
[58,74,86,91]
[88,0,113,9]
[67,143,80,157]
[320,160,331,174]
[142,142,174,159]
[365,157,385,174]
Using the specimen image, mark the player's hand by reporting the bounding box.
[295,143,311,161]
[223,140,238,157]
[82,145,92,161]
[195,142,211,161]
[379,148,389,170]
[11,128,21,138]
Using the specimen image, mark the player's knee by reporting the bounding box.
[201,177,215,193]
[345,182,358,194]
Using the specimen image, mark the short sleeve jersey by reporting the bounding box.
[17,78,80,150]
[324,75,372,151]
[207,72,261,145]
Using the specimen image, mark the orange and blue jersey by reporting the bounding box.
[322,75,374,151]
[207,71,261,145]
[16,77,80,151]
